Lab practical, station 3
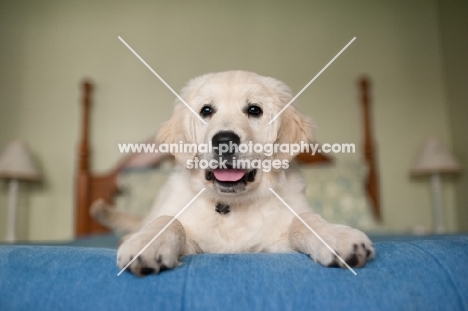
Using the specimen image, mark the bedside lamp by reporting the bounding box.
[0,141,41,242]
[410,138,461,233]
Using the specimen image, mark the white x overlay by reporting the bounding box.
[269,188,357,275]
[117,188,206,276]
[116,36,358,276]
[268,37,356,124]
[118,36,207,125]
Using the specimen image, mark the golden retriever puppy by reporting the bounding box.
[92,70,375,276]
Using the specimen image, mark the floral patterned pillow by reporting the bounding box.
[300,163,381,231]
[114,161,381,232]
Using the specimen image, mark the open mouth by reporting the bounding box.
[205,167,257,188]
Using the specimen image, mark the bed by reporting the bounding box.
[75,77,381,237]
[1,77,467,311]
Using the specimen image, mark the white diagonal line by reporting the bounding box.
[118,36,207,125]
[268,37,356,124]
[268,188,357,275]
[117,188,206,276]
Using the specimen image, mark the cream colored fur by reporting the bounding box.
[91,71,375,276]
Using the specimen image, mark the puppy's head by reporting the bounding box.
[157,71,314,198]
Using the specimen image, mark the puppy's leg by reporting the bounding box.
[288,212,375,268]
[117,216,186,276]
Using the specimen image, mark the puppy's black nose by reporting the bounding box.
[212,131,240,156]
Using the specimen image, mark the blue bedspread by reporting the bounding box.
[1,235,467,310]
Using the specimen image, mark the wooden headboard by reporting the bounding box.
[74,77,380,237]
[360,78,380,220]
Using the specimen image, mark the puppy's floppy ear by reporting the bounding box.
[157,104,196,163]
[261,76,315,160]
[274,105,315,160]
[158,104,185,145]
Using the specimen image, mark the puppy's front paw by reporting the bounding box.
[313,225,375,268]
[290,215,375,269]
[117,218,185,276]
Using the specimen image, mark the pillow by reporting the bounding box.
[114,160,380,232]
[114,161,173,217]
[300,162,381,231]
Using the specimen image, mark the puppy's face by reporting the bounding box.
[158,71,313,198]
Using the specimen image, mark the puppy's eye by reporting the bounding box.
[247,104,263,117]
[200,105,214,117]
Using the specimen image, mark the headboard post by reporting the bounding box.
[75,80,92,236]
[359,77,381,221]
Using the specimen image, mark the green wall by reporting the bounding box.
[0,0,460,241]
[438,0,468,232]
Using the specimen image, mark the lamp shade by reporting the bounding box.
[0,140,41,181]
[410,138,461,176]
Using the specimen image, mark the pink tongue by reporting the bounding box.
[213,169,245,182]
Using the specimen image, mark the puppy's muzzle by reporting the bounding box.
[207,131,256,193]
